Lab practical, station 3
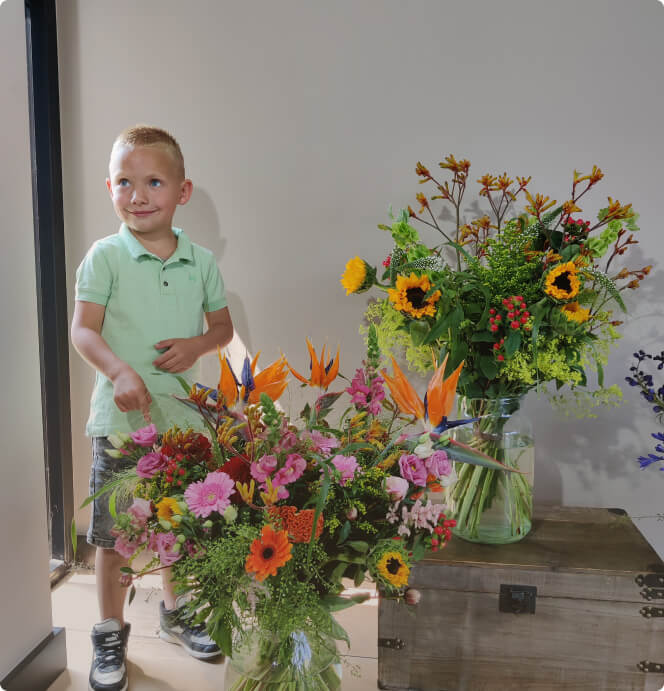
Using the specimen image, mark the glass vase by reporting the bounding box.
[446,397,534,544]
[223,624,342,691]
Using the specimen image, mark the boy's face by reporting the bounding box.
[106,144,192,237]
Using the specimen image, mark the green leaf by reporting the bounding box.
[409,320,430,347]
[347,540,369,553]
[108,489,118,520]
[330,561,349,584]
[412,533,425,561]
[71,519,77,560]
[79,476,129,509]
[353,566,366,588]
[596,359,604,388]
[445,438,520,472]
[337,520,351,545]
[377,224,391,231]
[550,230,564,251]
[320,593,370,612]
[119,566,135,574]
[504,330,522,358]
[128,585,136,606]
[471,332,495,343]
[174,375,192,395]
[424,304,463,345]
[478,355,498,380]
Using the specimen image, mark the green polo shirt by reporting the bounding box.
[75,224,227,436]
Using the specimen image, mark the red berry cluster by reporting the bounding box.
[165,453,189,487]
[489,296,531,362]
[563,218,590,249]
[430,518,456,552]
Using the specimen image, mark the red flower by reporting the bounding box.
[219,456,252,504]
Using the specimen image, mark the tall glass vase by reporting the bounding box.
[446,397,534,544]
[223,623,342,691]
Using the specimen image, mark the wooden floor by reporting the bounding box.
[49,569,378,690]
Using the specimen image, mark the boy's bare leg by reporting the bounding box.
[96,547,129,624]
[161,566,177,610]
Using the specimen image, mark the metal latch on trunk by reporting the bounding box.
[636,574,664,600]
[378,637,406,650]
[640,606,664,618]
[637,661,664,673]
[499,584,537,614]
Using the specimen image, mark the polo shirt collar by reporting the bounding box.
[119,223,194,263]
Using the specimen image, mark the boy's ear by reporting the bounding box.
[178,179,193,205]
[106,178,113,196]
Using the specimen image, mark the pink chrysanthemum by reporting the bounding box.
[184,472,235,518]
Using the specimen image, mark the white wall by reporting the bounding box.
[58,0,664,551]
[0,0,56,679]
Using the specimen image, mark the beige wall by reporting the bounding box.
[0,0,55,678]
[58,0,664,550]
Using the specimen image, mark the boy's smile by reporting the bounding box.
[107,144,192,240]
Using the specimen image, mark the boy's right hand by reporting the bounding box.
[111,366,152,422]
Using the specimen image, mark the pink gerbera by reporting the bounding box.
[184,472,235,518]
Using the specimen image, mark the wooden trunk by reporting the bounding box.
[378,507,664,691]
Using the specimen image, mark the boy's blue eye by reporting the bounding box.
[150,179,162,187]
[118,179,130,187]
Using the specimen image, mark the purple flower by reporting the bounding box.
[425,450,453,478]
[184,472,236,518]
[251,454,278,482]
[131,423,158,447]
[385,476,409,501]
[149,531,182,566]
[330,455,360,486]
[399,454,428,487]
[136,452,169,479]
[273,454,306,487]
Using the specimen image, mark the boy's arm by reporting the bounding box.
[153,306,234,373]
[71,300,152,420]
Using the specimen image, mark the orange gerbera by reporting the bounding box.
[245,525,292,581]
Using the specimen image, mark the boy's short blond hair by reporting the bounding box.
[111,125,186,179]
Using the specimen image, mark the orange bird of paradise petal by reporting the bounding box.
[288,339,340,390]
[217,347,239,408]
[381,356,425,420]
[247,356,289,404]
[425,354,464,428]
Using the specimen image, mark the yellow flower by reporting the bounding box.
[561,301,591,324]
[544,262,581,301]
[156,497,182,528]
[377,551,410,588]
[341,257,373,295]
[387,273,441,319]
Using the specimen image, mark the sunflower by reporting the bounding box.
[388,273,441,319]
[544,262,581,300]
[340,256,374,295]
[377,551,410,588]
[156,497,182,528]
[561,301,591,324]
[245,525,292,581]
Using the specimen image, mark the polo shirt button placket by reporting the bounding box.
[160,265,174,295]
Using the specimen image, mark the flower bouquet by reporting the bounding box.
[99,328,514,690]
[342,155,649,543]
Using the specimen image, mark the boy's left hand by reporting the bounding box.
[153,338,201,373]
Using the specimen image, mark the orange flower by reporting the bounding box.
[288,339,340,390]
[381,354,463,429]
[269,506,324,543]
[245,525,292,581]
[216,348,289,407]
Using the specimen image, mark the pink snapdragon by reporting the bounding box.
[346,368,385,416]
[136,451,169,479]
[303,429,340,454]
[272,454,306,487]
[184,472,236,518]
[330,455,360,486]
[398,454,428,487]
[250,454,278,482]
[149,531,182,566]
[131,423,158,447]
[385,476,409,502]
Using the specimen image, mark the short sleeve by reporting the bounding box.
[202,255,227,313]
[75,243,114,306]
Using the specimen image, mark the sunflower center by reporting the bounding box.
[405,287,426,308]
[386,557,402,575]
[553,272,572,292]
[262,547,275,560]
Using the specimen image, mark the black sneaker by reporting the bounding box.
[159,596,222,660]
[89,618,130,691]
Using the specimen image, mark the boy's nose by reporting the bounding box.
[131,188,148,205]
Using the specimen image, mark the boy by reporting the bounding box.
[71,126,234,691]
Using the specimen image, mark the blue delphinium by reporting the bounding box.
[627,351,664,470]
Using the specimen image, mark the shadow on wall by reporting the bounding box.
[175,186,254,381]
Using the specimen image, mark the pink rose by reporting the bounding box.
[425,450,453,478]
[114,534,140,559]
[330,455,360,486]
[385,476,409,502]
[136,452,168,479]
[398,454,428,487]
[251,454,278,482]
[130,423,158,447]
[127,498,152,523]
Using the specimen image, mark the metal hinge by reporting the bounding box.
[640,606,664,618]
[637,660,664,673]
[499,584,537,614]
[378,637,406,650]
[640,587,664,601]
[636,574,664,588]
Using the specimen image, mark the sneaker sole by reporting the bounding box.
[159,629,223,660]
[88,681,127,691]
